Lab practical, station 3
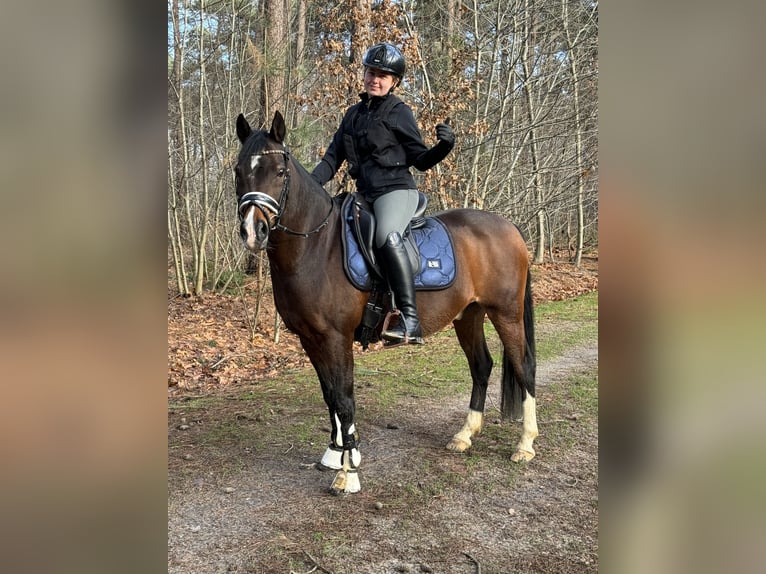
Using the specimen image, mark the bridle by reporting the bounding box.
[237,147,333,239]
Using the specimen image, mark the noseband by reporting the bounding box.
[237,147,332,239]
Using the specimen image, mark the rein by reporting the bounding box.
[238,147,333,239]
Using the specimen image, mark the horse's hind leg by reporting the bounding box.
[487,306,538,463]
[447,303,493,452]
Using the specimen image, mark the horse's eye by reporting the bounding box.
[277,168,286,177]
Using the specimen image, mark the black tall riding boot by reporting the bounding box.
[378,232,423,345]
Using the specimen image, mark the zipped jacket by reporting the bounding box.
[312,92,453,201]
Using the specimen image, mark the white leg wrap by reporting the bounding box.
[320,445,344,470]
[349,446,361,468]
[324,414,362,491]
[321,445,361,470]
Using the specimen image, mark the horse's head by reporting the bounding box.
[234,111,289,252]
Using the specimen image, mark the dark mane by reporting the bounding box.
[290,152,332,196]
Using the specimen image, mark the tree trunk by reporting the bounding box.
[194,0,211,295]
[522,0,545,264]
[261,0,288,125]
[169,0,191,296]
[563,0,588,267]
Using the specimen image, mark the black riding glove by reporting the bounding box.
[414,120,455,171]
[435,122,455,146]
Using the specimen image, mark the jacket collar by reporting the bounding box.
[359,92,393,107]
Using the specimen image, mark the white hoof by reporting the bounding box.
[330,469,361,494]
[511,448,535,462]
[446,437,471,452]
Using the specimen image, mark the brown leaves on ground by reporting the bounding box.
[168,293,306,393]
[168,254,597,394]
[531,255,599,304]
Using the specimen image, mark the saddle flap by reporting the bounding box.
[352,200,377,267]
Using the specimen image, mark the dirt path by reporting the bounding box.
[168,341,598,574]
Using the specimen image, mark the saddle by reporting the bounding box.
[345,192,427,281]
[339,192,457,348]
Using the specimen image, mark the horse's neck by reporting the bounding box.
[294,176,332,220]
[268,176,336,271]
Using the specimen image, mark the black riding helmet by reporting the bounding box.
[362,43,405,78]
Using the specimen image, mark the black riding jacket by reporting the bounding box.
[311,92,454,201]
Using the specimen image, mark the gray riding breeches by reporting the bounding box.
[372,189,419,248]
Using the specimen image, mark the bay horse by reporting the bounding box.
[234,111,537,494]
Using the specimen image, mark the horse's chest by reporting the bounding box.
[272,280,320,316]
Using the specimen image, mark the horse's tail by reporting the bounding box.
[501,268,537,420]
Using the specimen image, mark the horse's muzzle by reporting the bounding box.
[240,205,270,251]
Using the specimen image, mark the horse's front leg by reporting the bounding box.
[324,405,361,495]
[303,334,361,494]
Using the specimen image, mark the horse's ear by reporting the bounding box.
[269,111,286,144]
[236,113,251,143]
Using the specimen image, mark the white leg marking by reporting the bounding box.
[331,467,361,494]
[511,396,538,462]
[447,409,483,452]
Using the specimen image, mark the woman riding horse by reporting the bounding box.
[311,42,455,345]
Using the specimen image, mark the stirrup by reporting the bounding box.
[381,311,423,345]
[382,332,423,346]
[384,334,424,346]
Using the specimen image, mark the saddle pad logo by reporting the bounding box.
[426,259,441,269]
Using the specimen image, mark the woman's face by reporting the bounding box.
[364,67,398,97]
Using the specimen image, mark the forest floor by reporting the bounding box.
[168,254,598,573]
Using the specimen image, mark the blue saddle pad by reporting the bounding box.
[342,202,457,292]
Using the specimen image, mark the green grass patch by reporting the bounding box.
[537,362,598,452]
[460,290,599,365]
[353,336,473,411]
[530,291,598,361]
[536,291,598,323]
[168,395,219,411]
